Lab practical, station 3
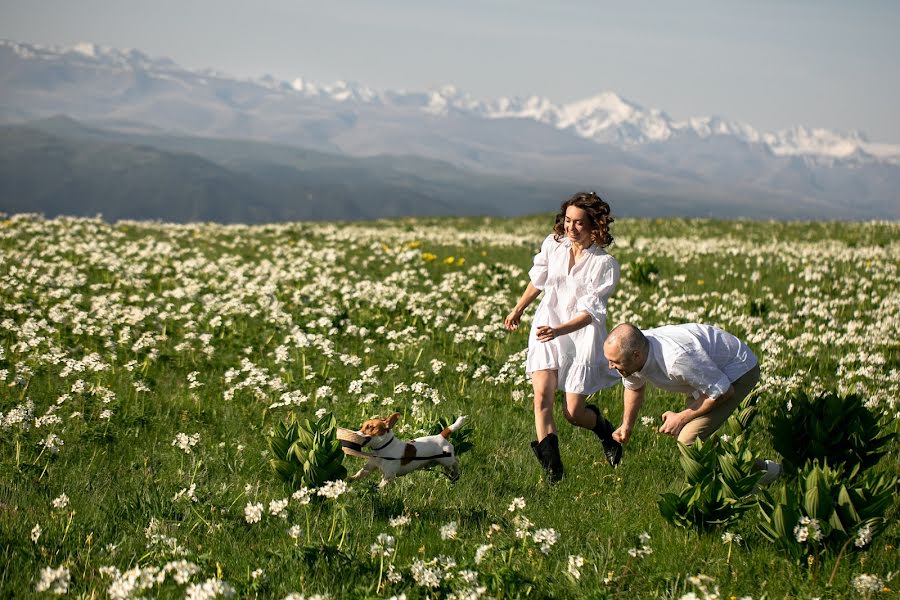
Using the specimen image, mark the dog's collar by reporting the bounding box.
[370,434,395,452]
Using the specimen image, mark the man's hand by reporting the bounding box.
[658,411,689,438]
[612,424,632,445]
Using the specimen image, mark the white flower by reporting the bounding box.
[35,565,70,594]
[173,484,198,503]
[370,533,396,557]
[721,531,742,545]
[317,480,349,500]
[852,574,883,594]
[51,494,69,510]
[287,525,303,540]
[268,498,289,518]
[185,578,236,600]
[855,523,873,548]
[507,497,526,512]
[41,433,64,454]
[440,521,458,540]
[172,432,200,455]
[314,408,328,420]
[566,555,584,580]
[410,560,441,588]
[251,569,264,579]
[244,502,263,524]
[31,524,42,543]
[163,560,200,584]
[512,515,532,539]
[474,544,492,565]
[640,415,655,426]
[628,531,653,558]
[389,514,411,528]
[292,487,312,505]
[531,528,559,554]
[793,516,823,544]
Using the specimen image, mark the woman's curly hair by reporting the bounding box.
[552,191,614,248]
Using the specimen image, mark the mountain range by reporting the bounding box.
[1,39,898,221]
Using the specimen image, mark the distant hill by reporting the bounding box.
[1,118,590,222]
[5,117,889,223]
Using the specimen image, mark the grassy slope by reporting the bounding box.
[0,215,898,599]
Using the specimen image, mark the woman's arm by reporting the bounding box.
[535,311,592,342]
[504,282,542,331]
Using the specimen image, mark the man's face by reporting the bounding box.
[604,340,640,377]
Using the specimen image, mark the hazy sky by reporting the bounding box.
[3,0,899,141]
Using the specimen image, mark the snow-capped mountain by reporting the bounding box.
[3,38,896,165]
[1,38,898,219]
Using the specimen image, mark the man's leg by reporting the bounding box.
[677,365,760,445]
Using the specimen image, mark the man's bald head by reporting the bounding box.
[604,323,649,377]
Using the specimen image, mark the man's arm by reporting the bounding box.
[658,385,735,438]
[612,385,645,444]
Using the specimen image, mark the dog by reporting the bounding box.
[348,413,467,488]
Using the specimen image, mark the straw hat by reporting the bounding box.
[337,428,371,459]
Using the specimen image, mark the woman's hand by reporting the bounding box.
[504,308,523,331]
[536,325,558,343]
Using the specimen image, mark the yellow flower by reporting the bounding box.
[444,256,456,265]
[406,241,422,249]
[455,257,465,266]
[422,253,437,262]
[697,279,705,286]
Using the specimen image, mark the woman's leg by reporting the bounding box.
[562,392,593,429]
[564,391,623,467]
[532,369,558,442]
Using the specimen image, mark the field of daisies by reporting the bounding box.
[2,212,898,599]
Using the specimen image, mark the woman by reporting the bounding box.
[504,191,622,483]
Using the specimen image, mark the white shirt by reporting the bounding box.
[622,323,757,400]
[525,234,620,395]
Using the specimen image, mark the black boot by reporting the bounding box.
[585,404,623,467]
[531,433,564,483]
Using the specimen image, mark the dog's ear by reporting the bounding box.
[386,412,401,430]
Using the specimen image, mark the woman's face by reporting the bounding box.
[564,205,594,247]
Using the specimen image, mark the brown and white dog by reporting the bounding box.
[348,413,467,487]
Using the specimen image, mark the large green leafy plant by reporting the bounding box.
[769,390,894,478]
[268,412,347,487]
[756,461,897,558]
[658,433,762,530]
[658,395,762,530]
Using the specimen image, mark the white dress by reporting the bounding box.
[525,234,621,395]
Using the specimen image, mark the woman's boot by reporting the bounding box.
[585,404,623,467]
[531,433,564,483]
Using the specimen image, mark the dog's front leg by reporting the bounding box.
[377,475,396,489]
[349,462,377,481]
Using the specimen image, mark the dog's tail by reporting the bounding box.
[440,416,467,439]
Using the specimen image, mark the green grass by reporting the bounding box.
[1,214,898,599]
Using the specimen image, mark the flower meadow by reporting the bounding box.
[1,213,898,599]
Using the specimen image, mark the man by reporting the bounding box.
[602,322,760,446]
